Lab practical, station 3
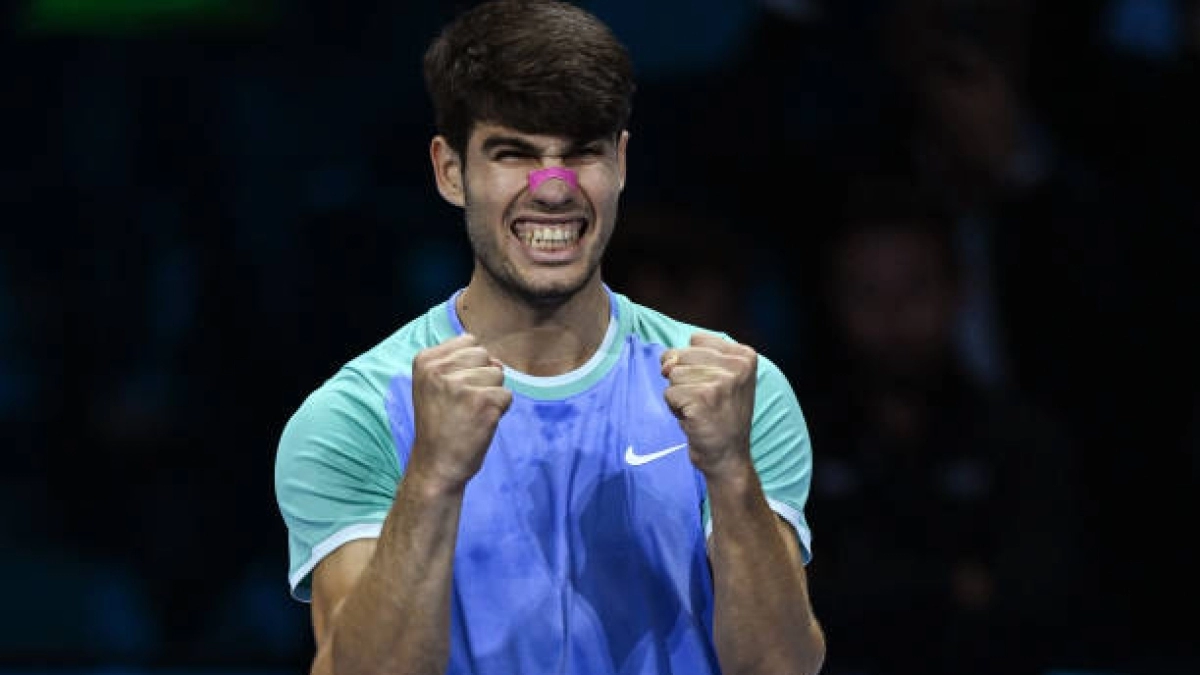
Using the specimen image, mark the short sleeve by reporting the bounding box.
[274,374,403,601]
[702,355,815,563]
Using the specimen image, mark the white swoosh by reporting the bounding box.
[625,442,688,466]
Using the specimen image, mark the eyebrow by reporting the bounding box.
[479,135,606,156]
[480,135,544,155]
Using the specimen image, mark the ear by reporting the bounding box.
[616,130,630,192]
[431,135,465,207]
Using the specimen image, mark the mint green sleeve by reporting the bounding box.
[273,375,403,601]
[703,355,815,564]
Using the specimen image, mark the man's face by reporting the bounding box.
[436,122,628,305]
[831,224,959,382]
[918,39,1018,179]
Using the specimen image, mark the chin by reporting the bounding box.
[514,270,593,306]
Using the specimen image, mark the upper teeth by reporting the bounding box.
[516,221,581,248]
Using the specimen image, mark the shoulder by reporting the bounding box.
[277,299,454,461]
[339,298,458,390]
[614,290,729,349]
[614,289,794,386]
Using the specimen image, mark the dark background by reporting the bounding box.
[1,0,1197,673]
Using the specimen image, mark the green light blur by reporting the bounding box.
[21,0,276,35]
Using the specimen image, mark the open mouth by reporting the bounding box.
[512,218,587,252]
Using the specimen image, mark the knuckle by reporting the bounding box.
[413,348,433,370]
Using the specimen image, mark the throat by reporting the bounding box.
[455,282,612,376]
[489,327,605,377]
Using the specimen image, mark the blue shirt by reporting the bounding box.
[275,287,815,674]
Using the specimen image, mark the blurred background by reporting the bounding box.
[1,0,1197,673]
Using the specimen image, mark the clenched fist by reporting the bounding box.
[408,333,513,493]
[661,332,757,479]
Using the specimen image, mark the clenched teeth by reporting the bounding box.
[514,221,583,250]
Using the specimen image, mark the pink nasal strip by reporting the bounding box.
[528,167,579,192]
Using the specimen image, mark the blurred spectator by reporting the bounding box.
[883,0,1082,391]
[877,2,1200,664]
[799,176,1084,675]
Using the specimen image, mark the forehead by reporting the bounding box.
[467,122,609,153]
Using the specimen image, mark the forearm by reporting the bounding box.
[707,462,825,675]
[325,472,465,675]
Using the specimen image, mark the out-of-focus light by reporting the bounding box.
[20,0,278,36]
[1101,0,1184,62]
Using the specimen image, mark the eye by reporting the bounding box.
[568,145,606,161]
[494,149,532,161]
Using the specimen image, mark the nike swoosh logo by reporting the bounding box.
[625,442,688,466]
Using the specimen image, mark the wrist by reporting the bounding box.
[703,460,776,545]
[402,456,470,500]
[699,456,759,495]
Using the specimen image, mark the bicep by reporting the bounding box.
[705,515,808,574]
[311,538,379,648]
[774,517,810,586]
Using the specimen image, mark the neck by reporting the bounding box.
[456,275,611,377]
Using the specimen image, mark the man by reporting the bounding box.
[273,2,825,674]
[800,176,1082,675]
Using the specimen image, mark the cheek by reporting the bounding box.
[578,161,622,193]
[583,176,622,215]
[466,173,526,213]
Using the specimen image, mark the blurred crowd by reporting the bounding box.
[2,0,1197,673]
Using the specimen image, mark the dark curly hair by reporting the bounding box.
[423,0,636,154]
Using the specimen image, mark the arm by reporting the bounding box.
[662,333,825,675]
[305,334,511,675]
[706,467,825,675]
[309,472,468,675]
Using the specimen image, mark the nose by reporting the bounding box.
[528,166,578,205]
